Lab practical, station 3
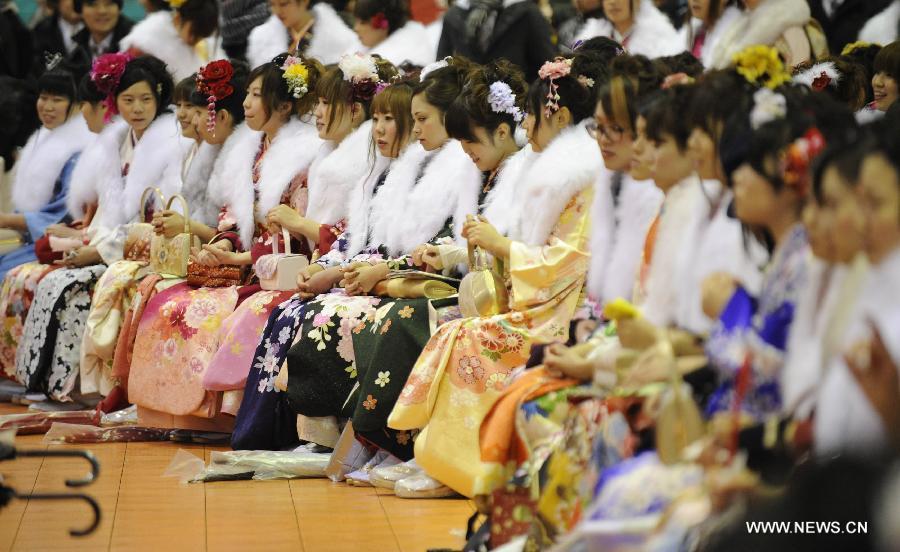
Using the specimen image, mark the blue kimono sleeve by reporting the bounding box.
[22,153,78,244]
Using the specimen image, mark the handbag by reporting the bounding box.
[186,233,245,287]
[124,187,163,262]
[256,228,309,291]
[458,229,509,318]
[654,340,705,465]
[150,193,201,277]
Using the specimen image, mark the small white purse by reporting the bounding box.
[256,228,309,291]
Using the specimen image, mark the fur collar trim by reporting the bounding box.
[122,113,194,222]
[394,140,482,254]
[682,5,743,67]
[346,153,392,258]
[14,115,92,213]
[66,119,128,219]
[482,145,537,238]
[208,123,261,247]
[179,141,221,227]
[367,21,434,67]
[710,0,811,69]
[577,0,683,58]
[306,120,373,230]
[859,1,899,45]
[246,15,289,70]
[368,142,431,255]
[307,3,363,65]
[118,11,203,81]
[514,123,603,246]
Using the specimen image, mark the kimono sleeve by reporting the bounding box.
[23,155,76,241]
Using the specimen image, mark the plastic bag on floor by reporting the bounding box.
[42,422,173,444]
[100,405,139,427]
[325,422,373,482]
[0,410,100,435]
[163,449,332,483]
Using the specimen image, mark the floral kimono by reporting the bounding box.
[282,140,482,450]
[13,115,187,401]
[127,118,321,424]
[705,224,809,421]
[387,124,601,498]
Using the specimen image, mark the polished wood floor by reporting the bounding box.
[0,404,473,551]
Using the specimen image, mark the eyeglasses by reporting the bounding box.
[586,119,626,143]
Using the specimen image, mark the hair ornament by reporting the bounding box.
[420,57,451,82]
[44,52,64,72]
[732,45,791,89]
[338,53,382,102]
[750,87,787,130]
[168,0,186,8]
[370,12,389,30]
[537,57,573,118]
[90,52,133,121]
[197,59,235,132]
[577,75,595,88]
[841,41,874,56]
[781,127,826,198]
[487,81,523,123]
[792,61,841,92]
[280,55,310,99]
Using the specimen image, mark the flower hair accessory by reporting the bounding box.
[197,59,235,133]
[841,41,873,56]
[537,57,573,118]
[90,52,132,121]
[420,57,451,82]
[487,81,523,123]
[750,88,787,130]
[781,128,826,197]
[168,0,186,7]
[792,61,841,92]
[370,12,389,30]
[280,55,311,99]
[338,53,382,103]
[732,45,791,90]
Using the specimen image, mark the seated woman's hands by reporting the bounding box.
[462,215,511,260]
[45,224,83,239]
[411,243,444,271]
[296,264,342,299]
[191,239,243,267]
[341,262,390,296]
[544,343,596,381]
[265,205,305,236]
[55,246,101,268]
[152,210,187,238]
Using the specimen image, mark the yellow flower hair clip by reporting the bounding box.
[168,0,186,8]
[603,298,641,322]
[842,41,875,56]
[732,45,791,90]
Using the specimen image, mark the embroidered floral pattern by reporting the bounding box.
[375,371,390,387]
[363,394,377,410]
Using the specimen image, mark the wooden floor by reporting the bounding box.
[0,404,473,552]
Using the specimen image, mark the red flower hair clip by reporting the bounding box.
[90,52,133,121]
[782,128,826,198]
[197,59,236,133]
[370,12,389,30]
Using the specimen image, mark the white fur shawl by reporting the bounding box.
[122,114,194,222]
[512,123,603,246]
[66,119,128,220]
[681,5,743,69]
[710,0,811,70]
[859,0,899,45]
[14,115,93,213]
[587,174,663,304]
[393,140,482,255]
[367,21,434,67]
[345,152,392,258]
[481,145,538,238]
[179,141,221,227]
[576,0,684,58]
[247,4,362,69]
[367,142,431,255]
[306,120,372,232]
[118,11,203,81]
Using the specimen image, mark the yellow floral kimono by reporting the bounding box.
[388,187,594,497]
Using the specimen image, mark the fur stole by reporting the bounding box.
[180,141,221,227]
[306,120,372,229]
[118,11,202,81]
[859,0,899,45]
[367,142,432,255]
[247,15,289,70]
[14,115,92,213]
[368,21,434,67]
[681,5,743,68]
[481,145,537,238]
[576,0,683,58]
[345,153,392,258]
[66,119,128,219]
[710,0,811,69]
[513,123,603,246]
[587,174,663,304]
[248,4,361,68]
[122,114,194,223]
[393,140,482,255]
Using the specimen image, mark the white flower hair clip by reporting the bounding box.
[487,81,523,123]
[420,57,451,82]
[750,88,787,130]
[338,53,382,102]
[792,61,842,92]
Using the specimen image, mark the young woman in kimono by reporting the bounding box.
[574,0,684,59]
[680,0,742,66]
[0,68,92,279]
[231,76,417,451]
[247,0,362,68]
[125,54,327,430]
[13,55,188,403]
[384,56,602,499]
[79,64,247,405]
[278,56,483,454]
[353,0,434,67]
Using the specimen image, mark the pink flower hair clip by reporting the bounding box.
[90,52,133,121]
[538,57,573,118]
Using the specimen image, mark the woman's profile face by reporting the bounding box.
[411,94,449,152]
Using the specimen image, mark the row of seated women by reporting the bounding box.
[2,33,900,543]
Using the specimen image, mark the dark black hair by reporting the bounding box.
[115,55,174,119]
[526,57,595,129]
[785,85,858,147]
[597,54,663,134]
[571,45,616,102]
[77,72,105,104]
[0,77,40,169]
[143,0,170,11]
[176,0,219,42]
[74,0,123,13]
[643,85,694,151]
[653,52,704,79]
[744,95,818,195]
[873,40,900,82]
[251,53,324,121]
[446,59,527,142]
[412,56,474,116]
[37,67,78,105]
[318,55,398,132]
[688,69,754,148]
[191,61,251,125]
[866,102,900,176]
[174,74,198,104]
[811,136,866,203]
[352,0,409,34]
[840,43,882,104]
